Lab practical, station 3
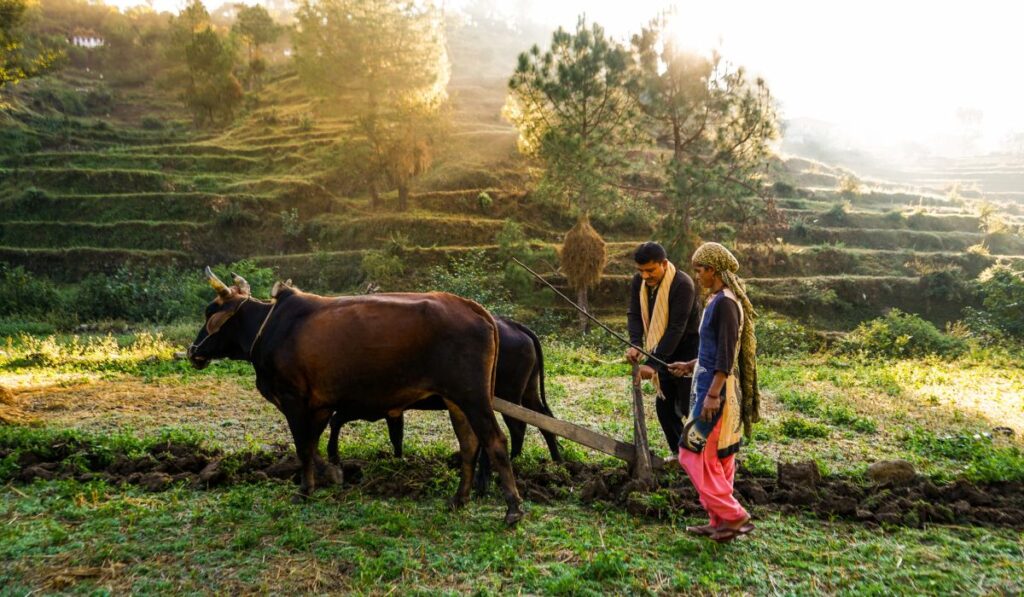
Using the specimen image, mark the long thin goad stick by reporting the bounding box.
[510,257,669,368]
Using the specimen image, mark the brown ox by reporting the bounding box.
[186,268,524,525]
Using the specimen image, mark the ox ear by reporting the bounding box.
[205,266,232,299]
[205,309,234,335]
[230,272,250,296]
[271,281,286,299]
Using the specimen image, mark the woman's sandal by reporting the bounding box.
[709,521,755,543]
[685,524,717,536]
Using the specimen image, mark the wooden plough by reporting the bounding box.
[492,363,660,485]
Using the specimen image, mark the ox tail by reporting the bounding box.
[508,319,552,417]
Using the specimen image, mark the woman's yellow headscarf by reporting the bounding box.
[692,242,760,437]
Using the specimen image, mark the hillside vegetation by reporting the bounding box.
[3,59,1023,333]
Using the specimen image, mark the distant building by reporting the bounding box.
[70,29,105,49]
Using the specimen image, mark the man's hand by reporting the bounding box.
[667,361,694,378]
[625,347,642,364]
[700,394,721,422]
[638,365,656,380]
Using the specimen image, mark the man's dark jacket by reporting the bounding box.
[627,269,701,373]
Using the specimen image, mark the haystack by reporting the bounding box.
[559,216,607,332]
[560,216,607,291]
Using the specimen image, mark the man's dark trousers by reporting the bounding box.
[655,370,692,453]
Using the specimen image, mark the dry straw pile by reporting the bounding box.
[560,216,607,291]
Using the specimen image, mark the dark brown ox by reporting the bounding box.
[327,316,562,492]
[186,268,524,525]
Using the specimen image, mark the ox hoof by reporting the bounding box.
[504,507,525,527]
[291,492,310,504]
[322,465,343,486]
[448,495,468,511]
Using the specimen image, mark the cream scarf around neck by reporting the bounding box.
[639,260,676,398]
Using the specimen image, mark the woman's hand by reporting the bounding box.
[700,394,721,422]
[667,361,694,378]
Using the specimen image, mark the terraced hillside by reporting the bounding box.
[2,67,1023,329]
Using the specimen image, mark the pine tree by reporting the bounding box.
[231,4,280,90]
[168,1,242,127]
[506,17,638,331]
[631,16,779,259]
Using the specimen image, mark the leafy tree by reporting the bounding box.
[169,1,243,127]
[1,0,63,91]
[837,173,862,198]
[506,17,637,331]
[184,27,243,126]
[231,3,280,90]
[630,16,779,259]
[294,0,449,210]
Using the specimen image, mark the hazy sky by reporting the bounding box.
[105,0,1024,155]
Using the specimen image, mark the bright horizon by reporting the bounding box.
[102,0,1024,157]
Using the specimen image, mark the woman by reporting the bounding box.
[667,242,760,543]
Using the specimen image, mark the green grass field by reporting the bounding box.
[2,332,1023,593]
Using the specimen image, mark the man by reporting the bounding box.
[626,241,700,456]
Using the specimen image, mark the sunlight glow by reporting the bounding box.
[101,0,1024,155]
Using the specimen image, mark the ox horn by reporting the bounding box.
[230,272,251,296]
[205,266,232,298]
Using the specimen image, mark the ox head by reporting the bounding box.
[187,267,252,369]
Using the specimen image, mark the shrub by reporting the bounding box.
[901,427,1024,483]
[822,202,848,224]
[223,260,276,298]
[883,210,906,227]
[0,265,62,318]
[839,309,966,358]
[19,187,49,203]
[76,267,205,323]
[823,405,877,434]
[477,191,493,212]
[421,250,516,318]
[780,416,830,439]
[280,208,303,239]
[495,220,538,297]
[30,82,85,115]
[790,220,808,239]
[756,314,823,356]
[140,117,165,131]
[776,389,821,415]
[738,449,775,476]
[74,262,274,323]
[360,249,405,287]
[0,125,41,155]
[83,86,114,114]
[772,181,795,197]
[215,201,261,227]
[970,266,1024,339]
[919,270,972,304]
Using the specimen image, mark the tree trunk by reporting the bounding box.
[397,183,409,211]
[576,286,591,334]
[370,182,382,210]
